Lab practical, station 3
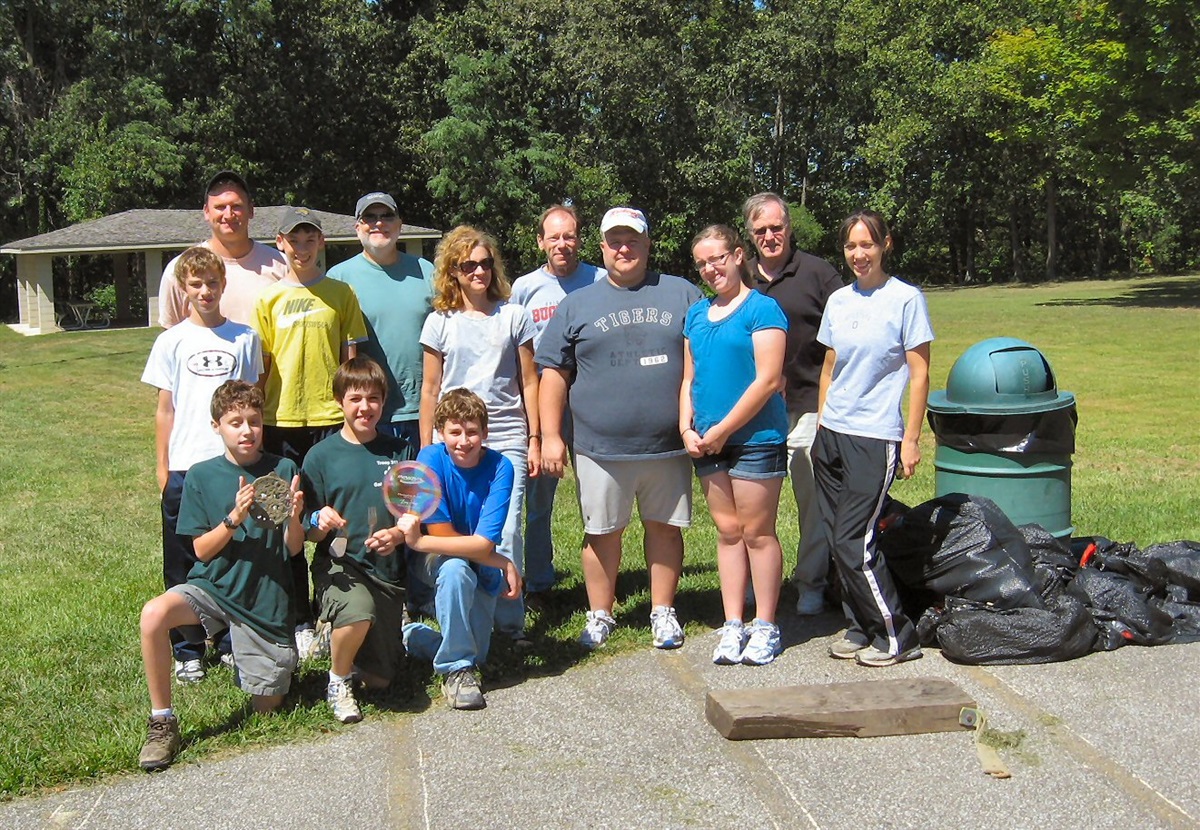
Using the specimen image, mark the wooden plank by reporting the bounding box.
[706,678,976,740]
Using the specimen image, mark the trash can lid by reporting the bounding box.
[928,337,1075,414]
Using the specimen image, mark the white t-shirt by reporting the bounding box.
[141,319,264,471]
[158,240,288,328]
[419,303,537,452]
[817,276,934,442]
[510,262,606,347]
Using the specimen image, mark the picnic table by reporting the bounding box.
[61,302,111,330]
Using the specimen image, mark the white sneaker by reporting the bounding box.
[326,678,362,724]
[712,620,747,665]
[741,620,782,665]
[579,610,617,650]
[650,605,684,649]
[310,620,332,660]
[795,590,825,616]
[294,627,316,661]
[174,658,204,683]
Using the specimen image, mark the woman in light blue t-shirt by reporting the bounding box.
[814,209,934,668]
[680,225,789,666]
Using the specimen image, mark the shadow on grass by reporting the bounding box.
[1037,276,1200,309]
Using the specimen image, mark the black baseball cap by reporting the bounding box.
[202,170,252,204]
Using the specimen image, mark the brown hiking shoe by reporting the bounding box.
[139,714,181,771]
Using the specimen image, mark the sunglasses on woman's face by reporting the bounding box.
[457,257,494,274]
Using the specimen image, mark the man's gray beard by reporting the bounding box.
[359,228,398,262]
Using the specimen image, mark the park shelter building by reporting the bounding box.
[2,207,441,335]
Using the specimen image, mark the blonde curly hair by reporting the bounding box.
[432,225,511,312]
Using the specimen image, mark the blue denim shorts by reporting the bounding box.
[692,442,788,481]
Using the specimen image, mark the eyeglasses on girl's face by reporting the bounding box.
[694,251,732,272]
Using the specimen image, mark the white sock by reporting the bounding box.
[329,671,351,684]
[151,707,173,718]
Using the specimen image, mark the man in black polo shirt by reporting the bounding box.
[743,192,844,616]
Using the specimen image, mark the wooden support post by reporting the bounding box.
[706,678,976,740]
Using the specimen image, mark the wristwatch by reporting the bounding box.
[222,515,239,530]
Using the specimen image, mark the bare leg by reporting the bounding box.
[330,620,371,678]
[731,477,785,623]
[582,529,624,612]
[140,592,204,711]
[700,472,749,621]
[643,520,684,609]
[252,694,284,714]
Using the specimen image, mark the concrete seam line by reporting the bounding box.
[966,665,1197,829]
[386,719,429,830]
[661,647,819,830]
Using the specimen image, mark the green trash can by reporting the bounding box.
[926,337,1077,537]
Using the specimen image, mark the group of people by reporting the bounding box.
[135,170,934,771]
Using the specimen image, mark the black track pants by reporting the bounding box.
[813,427,917,654]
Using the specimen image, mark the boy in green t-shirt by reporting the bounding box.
[302,356,410,724]
[137,381,305,771]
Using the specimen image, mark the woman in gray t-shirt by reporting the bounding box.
[418,226,539,639]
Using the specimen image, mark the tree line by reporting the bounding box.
[1,0,1196,302]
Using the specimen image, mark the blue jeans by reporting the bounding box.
[376,419,420,462]
[492,445,527,636]
[523,473,558,592]
[162,471,230,661]
[404,554,499,675]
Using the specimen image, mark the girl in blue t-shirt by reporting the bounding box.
[680,224,790,666]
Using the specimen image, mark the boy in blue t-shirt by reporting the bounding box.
[398,388,518,710]
[136,381,305,771]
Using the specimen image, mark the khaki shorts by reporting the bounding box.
[575,453,692,535]
[170,584,296,696]
[313,556,406,682]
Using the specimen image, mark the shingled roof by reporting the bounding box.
[0,207,441,255]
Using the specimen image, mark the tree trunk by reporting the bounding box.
[1010,198,1022,282]
[1045,174,1057,281]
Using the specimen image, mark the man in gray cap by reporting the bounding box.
[536,207,701,651]
[328,192,434,455]
[158,170,287,328]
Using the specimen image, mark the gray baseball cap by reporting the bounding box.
[354,192,398,219]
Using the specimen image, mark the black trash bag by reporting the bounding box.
[1020,524,1079,571]
[1140,541,1200,599]
[932,592,1098,665]
[1069,568,1175,648]
[878,494,1042,611]
[1153,597,1200,641]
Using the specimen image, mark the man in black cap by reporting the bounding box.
[158,171,287,328]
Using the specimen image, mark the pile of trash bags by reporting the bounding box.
[876,494,1200,665]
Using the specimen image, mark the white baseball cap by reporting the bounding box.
[600,207,648,235]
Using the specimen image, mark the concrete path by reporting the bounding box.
[5,613,1197,830]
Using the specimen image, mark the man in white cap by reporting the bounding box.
[509,204,605,605]
[536,207,701,650]
[328,191,434,456]
[158,171,288,328]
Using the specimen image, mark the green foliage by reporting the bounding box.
[85,284,118,317]
[0,0,1199,289]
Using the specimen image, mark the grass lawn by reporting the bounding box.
[0,274,1197,799]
